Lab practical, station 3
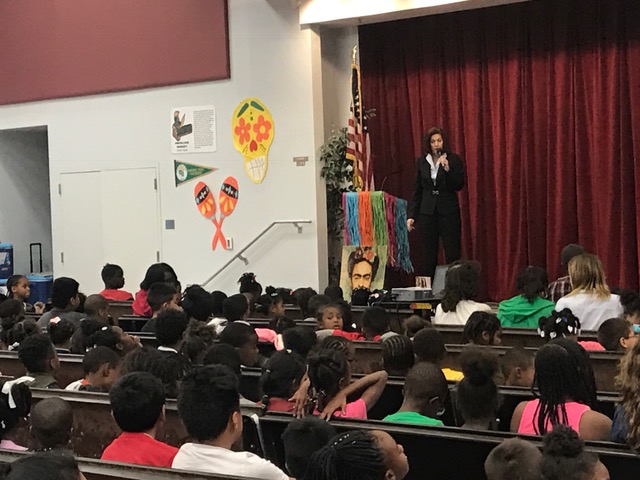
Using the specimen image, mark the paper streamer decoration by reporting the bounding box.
[231,98,274,184]
[343,191,413,274]
[194,177,239,251]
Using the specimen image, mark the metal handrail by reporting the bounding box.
[201,220,312,288]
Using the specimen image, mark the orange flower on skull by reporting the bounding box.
[253,115,272,143]
[234,118,251,145]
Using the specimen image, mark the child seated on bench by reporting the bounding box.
[255,286,286,319]
[17,334,60,389]
[381,334,415,376]
[172,365,289,479]
[597,317,638,352]
[4,452,84,480]
[102,372,178,467]
[457,348,500,431]
[140,283,181,333]
[66,346,121,392]
[30,397,73,454]
[501,347,535,388]
[259,350,306,413]
[281,417,337,479]
[308,349,387,420]
[47,318,75,354]
[306,429,409,480]
[99,263,133,302]
[462,311,502,346]
[36,277,84,329]
[383,362,447,426]
[133,263,180,317]
[219,322,259,367]
[0,379,32,451]
[412,326,463,381]
[5,274,44,314]
[484,438,542,480]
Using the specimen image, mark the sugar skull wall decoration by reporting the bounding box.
[231,98,274,184]
[194,176,239,250]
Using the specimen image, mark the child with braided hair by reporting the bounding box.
[305,429,409,480]
[538,308,605,351]
[461,311,502,346]
[511,338,611,441]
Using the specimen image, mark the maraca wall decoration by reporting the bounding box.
[194,176,239,250]
[231,97,274,184]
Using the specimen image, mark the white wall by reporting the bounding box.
[0,128,53,275]
[300,0,529,25]
[0,0,330,295]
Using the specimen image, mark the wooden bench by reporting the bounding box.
[259,412,640,480]
[0,449,251,480]
[9,388,264,459]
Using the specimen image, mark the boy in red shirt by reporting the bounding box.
[101,372,178,467]
[99,264,134,302]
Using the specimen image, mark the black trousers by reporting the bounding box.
[419,209,461,279]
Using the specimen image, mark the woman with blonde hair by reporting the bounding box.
[554,254,622,330]
[612,338,640,446]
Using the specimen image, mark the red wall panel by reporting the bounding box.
[0,0,229,105]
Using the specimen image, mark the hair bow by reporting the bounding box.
[1,377,34,409]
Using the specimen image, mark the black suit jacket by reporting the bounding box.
[407,151,465,218]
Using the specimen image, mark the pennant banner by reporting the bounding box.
[175,160,217,186]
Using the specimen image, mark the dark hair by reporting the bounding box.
[50,277,79,309]
[238,272,262,297]
[154,309,189,347]
[260,350,306,403]
[404,362,448,408]
[222,294,249,322]
[30,397,73,449]
[315,303,343,326]
[181,285,214,321]
[178,365,240,441]
[306,430,386,480]
[47,318,75,347]
[456,348,499,423]
[0,300,27,348]
[351,288,372,307]
[70,318,104,354]
[422,126,446,155]
[180,320,216,364]
[541,425,600,480]
[282,326,317,359]
[347,248,380,283]
[500,347,534,380]
[202,344,241,378]
[110,372,165,432]
[440,261,481,312]
[517,266,549,303]
[210,290,228,317]
[403,315,429,338]
[0,380,31,437]
[321,335,353,355]
[484,438,542,480]
[276,287,295,305]
[282,417,337,479]
[3,318,38,351]
[560,244,586,267]
[293,288,317,318]
[269,315,295,334]
[307,349,349,406]
[88,325,121,352]
[18,334,55,373]
[412,326,445,364]
[5,275,26,300]
[256,286,283,316]
[82,346,121,374]
[619,289,640,317]
[140,263,178,290]
[147,282,178,312]
[2,452,81,480]
[324,285,344,301]
[462,312,501,345]
[382,335,414,375]
[338,300,355,331]
[219,322,257,349]
[538,309,581,342]
[0,299,23,320]
[83,294,109,317]
[598,317,632,351]
[101,264,125,290]
[75,292,86,313]
[362,306,390,337]
[120,346,188,399]
[308,295,332,319]
[533,339,598,435]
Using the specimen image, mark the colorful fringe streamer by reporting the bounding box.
[345,192,361,247]
[395,199,414,273]
[384,193,398,268]
[371,192,388,248]
[358,192,374,246]
[342,193,349,245]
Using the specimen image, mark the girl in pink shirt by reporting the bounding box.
[510,339,611,441]
[307,348,387,419]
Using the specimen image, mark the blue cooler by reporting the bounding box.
[27,274,53,304]
[0,278,6,296]
[0,243,13,279]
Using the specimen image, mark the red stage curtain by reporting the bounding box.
[359,0,640,301]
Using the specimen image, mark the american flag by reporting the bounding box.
[346,53,374,191]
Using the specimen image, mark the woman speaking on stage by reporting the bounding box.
[407,127,465,279]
